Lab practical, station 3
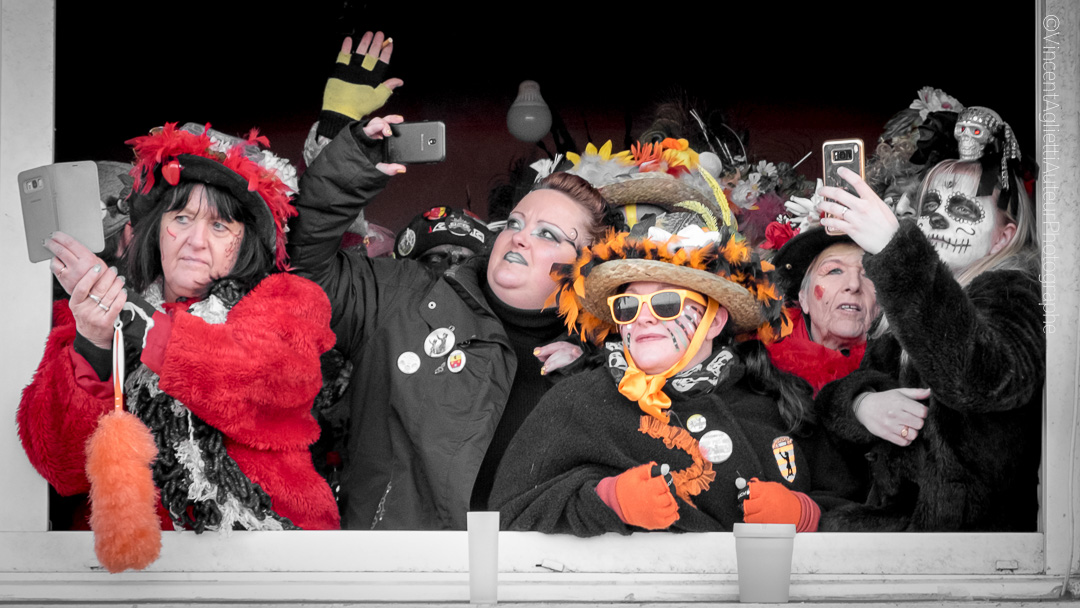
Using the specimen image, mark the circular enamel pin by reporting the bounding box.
[424,327,456,358]
[447,349,466,373]
[686,414,707,433]
[698,429,733,463]
[396,228,416,257]
[397,351,421,375]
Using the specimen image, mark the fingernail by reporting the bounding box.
[397,167,407,174]
[93,264,101,273]
[533,348,540,356]
[540,367,547,376]
[118,275,126,283]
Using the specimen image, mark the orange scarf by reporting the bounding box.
[618,299,719,423]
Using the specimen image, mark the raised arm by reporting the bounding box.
[305,32,404,166]
[287,116,405,349]
[817,168,1044,412]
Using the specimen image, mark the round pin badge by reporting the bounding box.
[424,327,456,358]
[698,429,734,463]
[397,351,421,375]
[397,228,416,257]
[447,349,466,373]
[447,216,471,236]
[686,414,707,433]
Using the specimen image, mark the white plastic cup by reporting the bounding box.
[467,511,500,605]
[732,522,796,603]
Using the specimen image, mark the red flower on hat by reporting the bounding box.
[761,221,798,251]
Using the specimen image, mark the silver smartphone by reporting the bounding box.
[19,161,105,263]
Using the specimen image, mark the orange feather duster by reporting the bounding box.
[85,322,162,573]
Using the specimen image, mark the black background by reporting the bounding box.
[55,1,1038,230]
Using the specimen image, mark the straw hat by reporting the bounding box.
[549,214,786,343]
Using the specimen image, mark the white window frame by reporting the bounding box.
[1,1,1076,603]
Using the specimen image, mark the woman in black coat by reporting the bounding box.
[489,217,862,535]
[813,109,1044,531]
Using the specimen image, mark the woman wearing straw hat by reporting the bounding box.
[489,215,861,535]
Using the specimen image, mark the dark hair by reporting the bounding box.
[531,172,612,244]
[713,326,815,433]
[122,180,273,295]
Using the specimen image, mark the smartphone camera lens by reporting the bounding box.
[427,138,437,146]
[833,149,853,162]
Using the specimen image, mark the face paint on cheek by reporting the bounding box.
[669,306,701,352]
[814,285,825,300]
[223,232,241,260]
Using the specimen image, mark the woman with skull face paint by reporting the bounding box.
[810,121,1044,531]
[488,215,864,535]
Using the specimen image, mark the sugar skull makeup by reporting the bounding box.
[917,165,1001,271]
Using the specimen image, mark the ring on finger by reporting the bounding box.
[58,264,67,275]
[97,302,109,312]
[900,425,910,439]
[88,294,102,304]
[841,207,848,220]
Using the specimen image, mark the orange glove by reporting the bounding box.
[742,478,820,532]
[607,462,679,530]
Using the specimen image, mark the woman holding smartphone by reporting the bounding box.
[812,112,1044,531]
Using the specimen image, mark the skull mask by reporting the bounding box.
[953,106,1002,161]
[917,163,1001,271]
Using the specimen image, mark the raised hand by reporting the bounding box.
[318,32,404,140]
[362,115,407,176]
[817,167,900,254]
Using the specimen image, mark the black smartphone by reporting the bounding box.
[821,138,865,235]
[19,161,105,263]
[386,121,446,164]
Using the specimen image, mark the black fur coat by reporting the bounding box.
[816,220,1044,531]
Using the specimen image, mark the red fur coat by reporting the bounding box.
[18,273,340,530]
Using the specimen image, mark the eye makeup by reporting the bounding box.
[945,193,986,225]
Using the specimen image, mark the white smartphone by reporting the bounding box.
[19,161,105,263]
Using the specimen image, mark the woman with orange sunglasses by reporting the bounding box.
[489,214,863,535]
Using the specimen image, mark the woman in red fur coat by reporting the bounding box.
[19,124,339,535]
